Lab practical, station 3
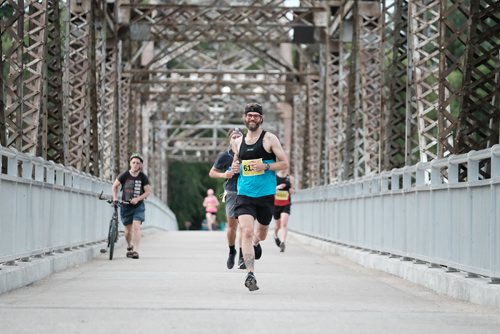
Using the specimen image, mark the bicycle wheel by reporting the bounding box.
[109,219,118,260]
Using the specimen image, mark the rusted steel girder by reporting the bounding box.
[95,0,114,181]
[118,1,327,192]
[1,0,497,196]
[456,0,500,154]
[381,0,408,171]
[42,0,65,164]
[64,1,96,173]
[358,2,383,176]
[124,2,325,43]
[0,0,47,154]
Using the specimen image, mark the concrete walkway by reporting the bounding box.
[1,230,500,334]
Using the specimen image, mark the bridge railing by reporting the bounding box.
[290,145,500,282]
[0,145,178,265]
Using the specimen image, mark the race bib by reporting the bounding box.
[275,190,289,201]
[242,158,264,176]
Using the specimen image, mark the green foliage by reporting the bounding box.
[246,59,265,70]
[0,4,14,18]
[167,161,226,230]
[167,59,185,69]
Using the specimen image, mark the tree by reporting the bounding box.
[168,161,225,230]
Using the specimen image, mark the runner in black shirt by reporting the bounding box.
[209,128,245,269]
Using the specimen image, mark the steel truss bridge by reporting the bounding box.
[0,0,499,203]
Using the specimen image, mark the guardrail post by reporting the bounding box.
[381,172,389,191]
[20,155,33,180]
[403,167,412,189]
[46,161,56,184]
[55,164,65,186]
[416,162,426,187]
[391,170,400,191]
[371,176,380,194]
[491,145,500,179]
[431,161,441,186]
[448,157,458,184]
[467,150,479,181]
[7,149,17,176]
[362,178,370,195]
[355,180,363,196]
[71,168,81,189]
[34,157,45,182]
[64,169,73,187]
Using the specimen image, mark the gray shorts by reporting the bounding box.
[224,191,238,219]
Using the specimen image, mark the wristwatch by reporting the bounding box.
[265,163,270,171]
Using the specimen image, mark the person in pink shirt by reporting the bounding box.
[203,188,219,231]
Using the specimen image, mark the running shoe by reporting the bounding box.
[244,272,259,291]
[274,236,281,247]
[254,243,262,260]
[279,242,286,252]
[227,252,236,269]
[237,256,246,269]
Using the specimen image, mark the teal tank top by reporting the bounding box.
[237,131,276,198]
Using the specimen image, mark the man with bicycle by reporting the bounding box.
[112,153,151,259]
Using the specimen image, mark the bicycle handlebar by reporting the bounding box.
[98,191,130,206]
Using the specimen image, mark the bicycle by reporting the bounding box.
[98,191,129,260]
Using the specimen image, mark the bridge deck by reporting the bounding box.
[1,231,500,333]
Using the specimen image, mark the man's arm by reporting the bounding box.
[209,166,234,179]
[289,175,296,194]
[231,137,241,157]
[253,133,288,173]
[267,133,289,172]
[139,184,151,201]
[111,179,121,202]
[231,137,242,174]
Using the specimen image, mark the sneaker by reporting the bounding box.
[227,252,236,269]
[131,251,139,259]
[279,242,286,252]
[237,256,246,269]
[274,236,281,247]
[253,243,262,260]
[244,272,259,291]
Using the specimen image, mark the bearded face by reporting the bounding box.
[244,113,263,131]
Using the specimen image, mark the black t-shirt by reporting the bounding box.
[117,171,150,205]
[213,149,238,192]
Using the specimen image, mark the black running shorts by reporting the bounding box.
[235,194,275,226]
[273,204,291,220]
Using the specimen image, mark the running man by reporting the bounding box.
[209,128,245,269]
[112,152,151,259]
[273,170,295,252]
[232,103,289,291]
